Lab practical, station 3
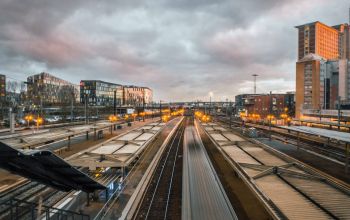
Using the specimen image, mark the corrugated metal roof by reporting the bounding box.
[68,122,164,168]
[256,175,330,220]
[202,122,350,220]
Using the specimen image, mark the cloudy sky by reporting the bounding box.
[1,0,349,101]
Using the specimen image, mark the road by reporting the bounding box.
[182,124,238,220]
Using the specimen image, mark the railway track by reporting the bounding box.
[0,166,119,220]
[0,183,58,219]
[133,118,186,220]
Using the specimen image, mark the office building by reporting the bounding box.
[80,80,123,106]
[27,72,79,105]
[295,54,350,118]
[333,23,350,59]
[295,19,350,118]
[123,86,153,106]
[296,21,340,60]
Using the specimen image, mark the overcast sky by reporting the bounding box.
[1,0,349,101]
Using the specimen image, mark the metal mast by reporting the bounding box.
[252,74,258,94]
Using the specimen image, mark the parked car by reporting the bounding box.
[17,119,27,125]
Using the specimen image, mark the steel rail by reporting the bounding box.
[144,121,184,219]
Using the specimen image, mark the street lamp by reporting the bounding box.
[280,113,288,126]
[36,117,43,130]
[24,115,33,127]
[132,113,137,122]
[108,115,117,122]
[267,114,274,140]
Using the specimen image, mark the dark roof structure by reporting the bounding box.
[0,142,106,193]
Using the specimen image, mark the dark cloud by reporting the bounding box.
[0,0,349,101]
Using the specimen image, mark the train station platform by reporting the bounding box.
[281,125,350,143]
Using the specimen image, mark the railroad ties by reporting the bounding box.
[132,118,186,220]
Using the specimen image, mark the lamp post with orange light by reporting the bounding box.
[132,113,137,122]
[139,112,145,122]
[36,117,43,131]
[108,115,117,133]
[280,113,288,126]
[24,115,33,127]
[267,114,274,140]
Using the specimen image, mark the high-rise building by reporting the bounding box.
[27,72,79,106]
[295,19,350,118]
[333,23,350,59]
[296,21,340,60]
[80,80,123,106]
[0,74,5,102]
[295,54,350,118]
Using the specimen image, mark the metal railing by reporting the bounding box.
[1,198,90,220]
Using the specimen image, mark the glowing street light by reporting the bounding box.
[131,113,137,121]
[108,115,117,122]
[24,115,33,127]
[36,117,43,130]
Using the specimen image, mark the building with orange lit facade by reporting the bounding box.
[296,21,340,60]
[295,21,350,119]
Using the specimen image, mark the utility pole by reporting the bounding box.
[9,107,15,134]
[226,98,229,117]
[40,95,43,117]
[85,94,88,124]
[269,91,272,140]
[337,96,341,130]
[229,101,232,129]
[159,100,162,119]
[70,91,74,122]
[71,98,74,122]
[252,74,258,94]
[142,90,145,122]
[113,90,116,116]
[209,96,212,115]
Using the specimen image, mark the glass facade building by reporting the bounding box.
[80,80,123,106]
[27,72,79,105]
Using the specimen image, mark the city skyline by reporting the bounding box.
[0,0,349,101]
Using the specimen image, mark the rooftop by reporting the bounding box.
[0,142,106,192]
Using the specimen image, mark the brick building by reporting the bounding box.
[240,93,295,118]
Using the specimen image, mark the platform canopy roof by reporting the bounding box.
[281,126,350,143]
[0,141,106,193]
